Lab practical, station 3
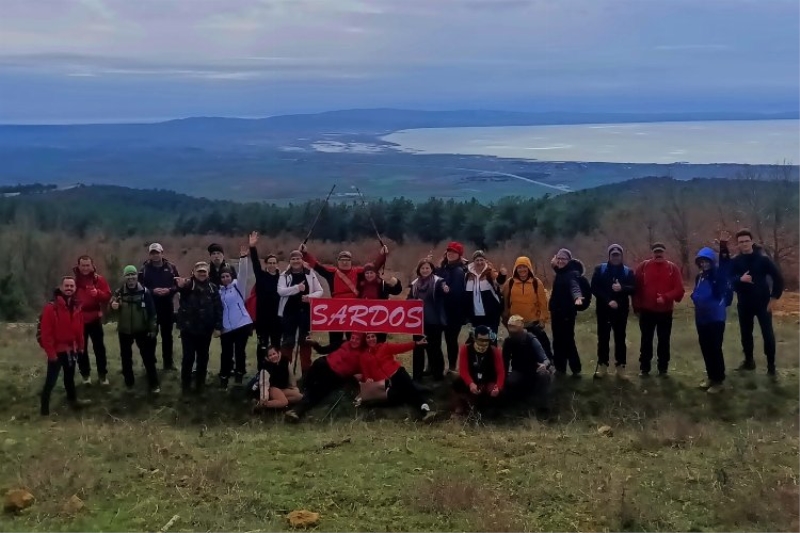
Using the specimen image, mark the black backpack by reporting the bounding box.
[36,300,55,348]
[576,276,592,312]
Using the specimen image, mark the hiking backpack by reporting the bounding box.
[505,277,539,309]
[576,276,592,312]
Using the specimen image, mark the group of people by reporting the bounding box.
[37,228,783,419]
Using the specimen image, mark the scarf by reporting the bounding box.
[414,274,435,300]
[467,263,498,317]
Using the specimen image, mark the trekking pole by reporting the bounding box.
[353,186,385,247]
[292,340,301,376]
[301,184,337,245]
[322,390,346,422]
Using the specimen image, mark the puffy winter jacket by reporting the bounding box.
[633,259,685,313]
[73,268,112,324]
[549,259,586,317]
[359,342,415,382]
[326,343,364,377]
[691,247,732,324]
[502,256,549,325]
[40,291,84,360]
[176,279,223,335]
[219,280,254,333]
[114,283,157,336]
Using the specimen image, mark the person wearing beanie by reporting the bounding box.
[452,325,505,416]
[208,243,238,286]
[632,242,685,377]
[590,244,636,378]
[139,243,180,371]
[277,249,324,378]
[357,262,402,343]
[549,248,591,377]
[435,241,469,373]
[465,250,504,342]
[110,265,160,393]
[300,241,389,349]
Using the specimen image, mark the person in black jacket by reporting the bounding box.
[729,229,784,376]
[138,242,179,371]
[175,262,223,394]
[248,231,282,350]
[435,242,468,373]
[590,244,636,378]
[502,315,553,410]
[208,243,237,286]
[549,248,586,377]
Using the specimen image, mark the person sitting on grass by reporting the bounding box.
[691,233,733,394]
[250,345,303,411]
[284,332,367,422]
[452,326,506,416]
[355,333,437,421]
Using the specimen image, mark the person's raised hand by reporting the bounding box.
[249,231,259,247]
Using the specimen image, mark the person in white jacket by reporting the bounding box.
[278,249,324,377]
[217,246,254,388]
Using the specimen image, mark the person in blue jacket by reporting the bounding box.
[690,234,733,394]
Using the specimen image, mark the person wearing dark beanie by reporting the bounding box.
[208,242,238,286]
[590,244,636,378]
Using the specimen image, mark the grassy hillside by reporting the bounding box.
[1,302,797,531]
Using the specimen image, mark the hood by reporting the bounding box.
[553,259,585,276]
[513,256,534,279]
[467,262,490,277]
[695,247,717,267]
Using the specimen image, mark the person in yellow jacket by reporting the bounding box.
[501,256,553,359]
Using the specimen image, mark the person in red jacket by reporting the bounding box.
[284,333,367,422]
[39,276,91,415]
[300,243,389,349]
[452,325,506,415]
[357,333,436,420]
[73,255,112,385]
[632,243,686,377]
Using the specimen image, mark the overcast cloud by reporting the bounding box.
[0,0,797,122]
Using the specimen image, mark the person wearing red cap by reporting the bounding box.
[300,243,389,349]
[435,242,468,372]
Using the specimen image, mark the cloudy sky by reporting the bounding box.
[1,0,798,123]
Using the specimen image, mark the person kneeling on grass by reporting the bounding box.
[250,344,303,411]
[502,315,554,413]
[691,236,733,394]
[284,333,367,422]
[355,333,437,421]
[452,326,506,416]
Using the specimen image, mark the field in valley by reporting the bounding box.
[1,300,798,532]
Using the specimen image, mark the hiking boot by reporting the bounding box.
[70,399,92,409]
[284,410,300,423]
[234,374,244,385]
[571,372,582,379]
[698,380,711,390]
[707,383,724,394]
[594,365,608,379]
[736,360,756,371]
[99,376,110,386]
[639,371,650,378]
[422,410,439,422]
[82,376,92,386]
[151,387,161,395]
[615,365,627,379]
[219,376,229,390]
[657,370,669,379]
[353,397,363,408]
[767,368,778,381]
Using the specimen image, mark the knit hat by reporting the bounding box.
[472,250,486,260]
[608,244,624,257]
[651,242,666,252]
[446,241,465,256]
[207,243,224,255]
[123,265,138,276]
[556,248,572,260]
[363,262,377,273]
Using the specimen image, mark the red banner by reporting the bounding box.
[310,298,424,335]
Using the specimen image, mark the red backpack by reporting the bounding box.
[245,286,258,321]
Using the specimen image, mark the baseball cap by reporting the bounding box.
[148,243,164,253]
[194,261,209,272]
[338,251,353,260]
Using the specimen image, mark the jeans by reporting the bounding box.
[119,332,159,389]
[525,323,553,360]
[639,311,673,374]
[220,325,251,378]
[181,332,212,391]
[78,319,107,378]
[597,307,629,366]
[737,304,776,369]
[551,314,581,374]
[413,324,445,380]
[697,321,726,383]
[41,352,77,415]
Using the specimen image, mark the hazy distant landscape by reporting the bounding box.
[0,109,797,202]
